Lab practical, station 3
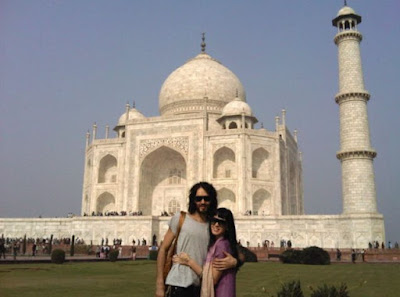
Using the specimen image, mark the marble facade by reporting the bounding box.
[0,5,385,249]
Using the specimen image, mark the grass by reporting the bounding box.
[0,261,399,297]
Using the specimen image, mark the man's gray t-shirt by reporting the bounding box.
[165,212,209,287]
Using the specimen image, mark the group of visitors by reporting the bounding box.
[279,239,292,249]
[368,241,399,250]
[85,211,143,217]
[351,249,366,263]
[95,245,111,258]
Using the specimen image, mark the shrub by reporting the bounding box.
[109,250,119,262]
[51,249,66,264]
[302,246,330,265]
[149,250,158,260]
[277,280,304,297]
[280,249,303,264]
[238,245,258,262]
[310,283,349,297]
[72,244,93,255]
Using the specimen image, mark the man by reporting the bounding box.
[0,239,5,259]
[32,242,37,256]
[155,182,238,297]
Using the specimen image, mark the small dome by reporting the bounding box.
[159,52,246,116]
[118,108,145,125]
[222,98,252,117]
[337,6,356,17]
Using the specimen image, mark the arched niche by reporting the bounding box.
[252,148,269,179]
[213,147,236,179]
[139,146,186,216]
[252,189,271,215]
[228,122,238,129]
[217,188,236,211]
[96,192,115,213]
[98,154,117,183]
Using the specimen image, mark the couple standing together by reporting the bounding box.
[155,182,241,297]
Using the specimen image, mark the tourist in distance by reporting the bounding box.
[155,182,238,297]
[173,207,239,297]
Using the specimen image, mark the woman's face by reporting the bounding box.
[210,216,227,239]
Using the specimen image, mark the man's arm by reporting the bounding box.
[155,228,175,297]
[173,253,203,276]
[212,251,239,271]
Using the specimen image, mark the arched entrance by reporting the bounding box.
[217,188,236,212]
[213,147,236,179]
[139,146,187,215]
[96,192,115,213]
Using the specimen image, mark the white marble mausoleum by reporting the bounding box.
[0,4,385,248]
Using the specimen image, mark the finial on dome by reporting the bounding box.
[132,100,136,108]
[201,32,206,53]
[261,122,264,129]
[344,0,347,6]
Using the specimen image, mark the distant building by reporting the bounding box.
[0,4,385,248]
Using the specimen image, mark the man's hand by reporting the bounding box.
[212,251,237,271]
[172,252,190,265]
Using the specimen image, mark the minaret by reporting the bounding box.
[332,4,378,214]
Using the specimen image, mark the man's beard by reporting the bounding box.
[197,204,209,214]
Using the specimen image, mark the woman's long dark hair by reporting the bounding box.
[188,182,218,218]
[208,208,239,268]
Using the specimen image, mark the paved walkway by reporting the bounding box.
[0,254,136,264]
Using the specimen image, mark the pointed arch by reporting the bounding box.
[252,148,269,179]
[213,147,236,179]
[252,189,271,215]
[139,146,187,216]
[97,192,115,213]
[228,122,238,129]
[217,188,236,211]
[98,154,117,183]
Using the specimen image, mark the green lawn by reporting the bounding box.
[0,261,399,297]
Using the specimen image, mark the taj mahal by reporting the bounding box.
[0,4,385,248]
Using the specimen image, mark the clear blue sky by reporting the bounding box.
[1,1,399,242]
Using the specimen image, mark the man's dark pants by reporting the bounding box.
[166,285,200,297]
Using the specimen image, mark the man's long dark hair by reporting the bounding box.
[188,182,217,218]
[208,207,239,269]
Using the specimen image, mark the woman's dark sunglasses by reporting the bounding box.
[210,217,227,225]
[194,196,211,202]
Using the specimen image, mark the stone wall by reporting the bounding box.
[0,213,384,249]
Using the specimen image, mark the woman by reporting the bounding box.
[173,208,238,297]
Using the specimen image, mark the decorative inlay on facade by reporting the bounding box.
[336,149,377,160]
[215,184,236,192]
[160,99,226,115]
[335,91,370,104]
[334,31,362,44]
[98,151,118,161]
[139,137,189,160]
[252,184,270,194]
[213,143,236,152]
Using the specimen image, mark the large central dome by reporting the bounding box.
[159,52,246,116]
